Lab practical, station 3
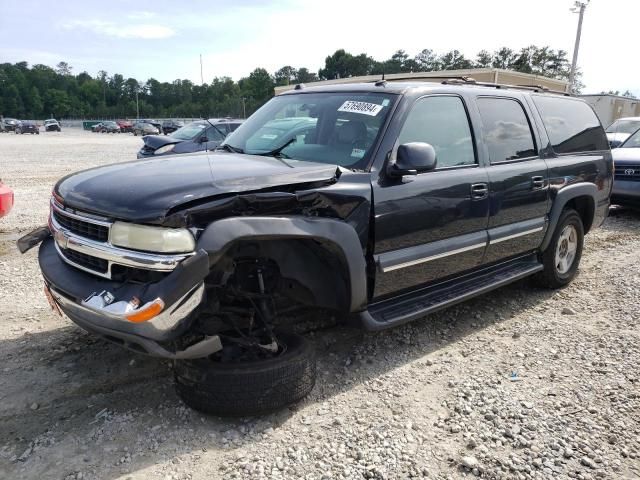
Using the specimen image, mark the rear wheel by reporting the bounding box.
[174,330,316,416]
[535,209,584,288]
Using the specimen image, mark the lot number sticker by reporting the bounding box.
[338,101,383,116]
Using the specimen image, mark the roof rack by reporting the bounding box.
[370,75,570,96]
[438,77,571,96]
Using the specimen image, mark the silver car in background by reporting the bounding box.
[606,117,640,148]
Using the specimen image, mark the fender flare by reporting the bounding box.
[196,216,368,312]
[541,183,597,251]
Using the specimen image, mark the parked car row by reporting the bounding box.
[1,118,62,133]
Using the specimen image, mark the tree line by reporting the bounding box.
[0,45,583,120]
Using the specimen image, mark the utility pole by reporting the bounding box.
[135,90,139,119]
[569,0,589,92]
[241,97,246,118]
[200,54,204,85]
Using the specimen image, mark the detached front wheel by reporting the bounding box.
[535,208,584,288]
[174,330,316,416]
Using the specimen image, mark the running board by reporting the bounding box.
[360,255,543,331]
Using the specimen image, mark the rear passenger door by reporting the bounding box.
[476,96,549,264]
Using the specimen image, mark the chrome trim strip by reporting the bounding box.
[489,226,544,245]
[51,198,112,227]
[381,242,486,273]
[50,214,192,278]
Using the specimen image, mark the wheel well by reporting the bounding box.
[564,195,595,234]
[209,238,352,313]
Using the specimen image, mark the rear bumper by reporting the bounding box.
[38,237,219,357]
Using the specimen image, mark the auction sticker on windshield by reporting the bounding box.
[338,101,383,116]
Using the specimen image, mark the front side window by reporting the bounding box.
[224,92,397,169]
[397,96,475,168]
[477,97,537,163]
[533,96,609,154]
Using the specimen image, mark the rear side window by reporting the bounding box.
[532,96,608,154]
[397,96,475,168]
[477,97,537,163]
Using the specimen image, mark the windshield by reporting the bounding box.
[223,92,397,169]
[606,119,640,134]
[621,128,640,148]
[44,119,56,124]
[171,122,206,140]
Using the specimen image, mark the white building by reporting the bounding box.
[579,94,640,127]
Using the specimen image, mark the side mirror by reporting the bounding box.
[200,136,209,143]
[387,142,437,177]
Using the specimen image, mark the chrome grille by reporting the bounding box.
[53,210,109,242]
[59,247,109,273]
[615,164,640,182]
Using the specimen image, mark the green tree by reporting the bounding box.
[43,89,71,117]
[294,68,318,83]
[438,50,472,70]
[274,66,297,86]
[475,50,492,68]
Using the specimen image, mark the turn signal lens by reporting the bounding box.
[125,298,165,323]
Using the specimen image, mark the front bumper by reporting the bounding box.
[612,179,640,206]
[38,236,220,358]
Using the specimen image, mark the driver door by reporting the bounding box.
[372,95,490,299]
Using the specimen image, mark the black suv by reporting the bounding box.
[20,81,612,416]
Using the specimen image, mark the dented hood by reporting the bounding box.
[55,151,339,223]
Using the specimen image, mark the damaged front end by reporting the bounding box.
[20,165,372,359]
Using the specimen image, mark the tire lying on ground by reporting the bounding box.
[174,330,316,416]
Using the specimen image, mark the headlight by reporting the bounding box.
[110,222,195,253]
[154,144,176,155]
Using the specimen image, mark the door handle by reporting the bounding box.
[470,183,488,200]
[531,176,545,189]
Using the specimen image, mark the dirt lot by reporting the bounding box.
[1,129,639,480]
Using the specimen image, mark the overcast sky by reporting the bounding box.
[1,0,637,96]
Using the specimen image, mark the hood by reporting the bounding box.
[612,147,640,163]
[55,151,339,223]
[142,135,183,150]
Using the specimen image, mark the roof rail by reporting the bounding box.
[439,78,571,96]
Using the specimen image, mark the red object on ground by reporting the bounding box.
[0,182,14,218]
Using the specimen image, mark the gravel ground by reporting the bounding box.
[1,129,639,480]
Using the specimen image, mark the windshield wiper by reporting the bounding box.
[216,143,244,154]
[259,138,296,159]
